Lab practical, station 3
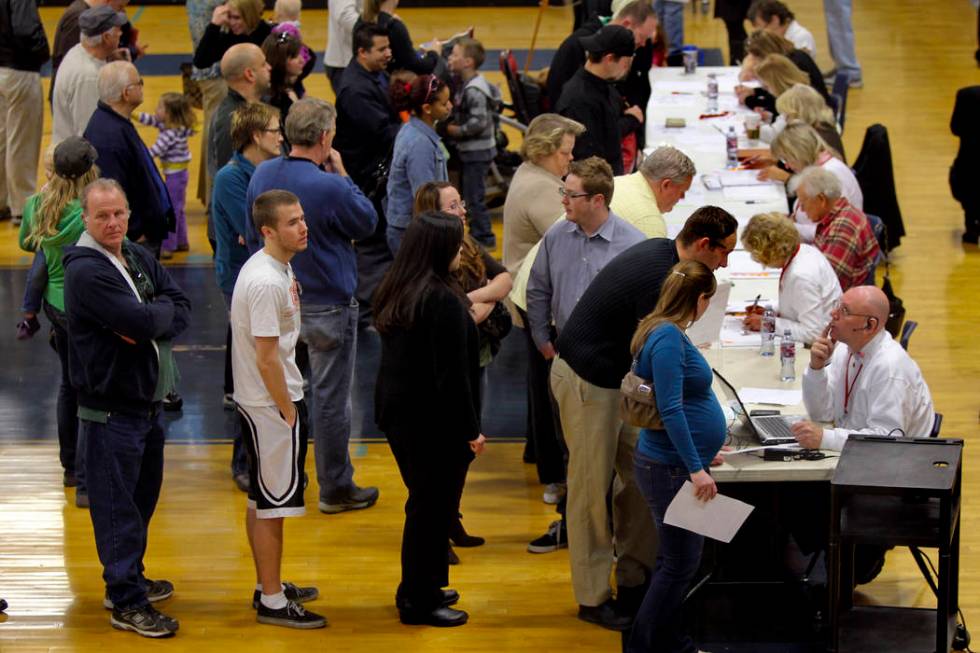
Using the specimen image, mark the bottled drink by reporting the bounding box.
[780,330,796,381]
[706,73,719,113]
[726,126,739,169]
[760,305,776,356]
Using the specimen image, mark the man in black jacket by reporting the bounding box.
[63,179,191,638]
[0,0,50,225]
[555,25,642,176]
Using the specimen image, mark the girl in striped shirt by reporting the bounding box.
[139,92,197,258]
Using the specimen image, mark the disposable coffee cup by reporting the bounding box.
[745,114,761,140]
[682,46,698,74]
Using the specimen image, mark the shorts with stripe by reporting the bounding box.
[237,400,308,519]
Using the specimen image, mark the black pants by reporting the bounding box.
[354,195,394,329]
[722,18,747,64]
[46,304,79,477]
[517,311,565,485]
[387,430,471,610]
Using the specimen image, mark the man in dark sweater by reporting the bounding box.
[63,179,190,638]
[555,25,643,176]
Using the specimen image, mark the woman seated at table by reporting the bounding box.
[758,121,863,241]
[627,260,727,653]
[739,212,842,345]
[737,29,831,107]
[761,83,845,161]
[737,53,809,118]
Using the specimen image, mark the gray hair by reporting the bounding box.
[285,98,337,147]
[639,146,696,183]
[97,61,136,103]
[81,178,129,213]
[793,165,842,200]
[81,32,104,48]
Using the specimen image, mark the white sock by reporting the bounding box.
[260,591,288,610]
[256,583,286,592]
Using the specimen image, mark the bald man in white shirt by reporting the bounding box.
[791,285,935,451]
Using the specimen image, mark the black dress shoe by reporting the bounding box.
[399,606,468,627]
[440,589,459,607]
[449,519,485,548]
[577,600,633,631]
[447,544,459,565]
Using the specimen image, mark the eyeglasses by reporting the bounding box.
[831,299,876,320]
[558,187,592,200]
[446,199,466,212]
[262,126,282,134]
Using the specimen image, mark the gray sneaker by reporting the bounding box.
[104,578,174,610]
[318,485,379,514]
[110,605,178,638]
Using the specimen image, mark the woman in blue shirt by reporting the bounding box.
[627,260,727,653]
[385,74,453,254]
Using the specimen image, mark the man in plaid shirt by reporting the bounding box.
[795,166,880,290]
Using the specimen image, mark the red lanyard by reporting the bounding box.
[779,244,801,292]
[844,352,864,415]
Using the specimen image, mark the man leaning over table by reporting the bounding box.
[609,146,695,239]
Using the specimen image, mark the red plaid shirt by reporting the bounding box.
[814,198,881,290]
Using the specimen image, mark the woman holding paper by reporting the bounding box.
[627,260,727,653]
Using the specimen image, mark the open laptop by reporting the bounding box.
[712,368,803,445]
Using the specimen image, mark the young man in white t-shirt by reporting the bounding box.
[230,189,325,629]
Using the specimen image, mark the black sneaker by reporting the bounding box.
[256,599,327,629]
[104,578,174,609]
[577,600,632,631]
[110,605,179,638]
[318,484,379,514]
[251,582,318,610]
[527,519,567,553]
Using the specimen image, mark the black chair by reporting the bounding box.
[853,125,906,251]
[831,72,850,132]
[498,50,543,126]
[899,320,918,351]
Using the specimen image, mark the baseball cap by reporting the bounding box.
[79,6,128,37]
[579,24,636,58]
[54,137,98,181]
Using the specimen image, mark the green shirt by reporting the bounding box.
[18,195,85,312]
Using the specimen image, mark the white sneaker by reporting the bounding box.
[542,482,566,505]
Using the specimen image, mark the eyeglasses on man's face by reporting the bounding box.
[831,299,875,320]
[558,187,592,200]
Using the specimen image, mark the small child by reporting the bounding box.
[445,37,499,250]
[138,92,197,258]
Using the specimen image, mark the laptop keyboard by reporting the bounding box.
[757,416,796,441]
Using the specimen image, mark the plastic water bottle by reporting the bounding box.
[780,330,796,381]
[726,126,739,169]
[706,73,719,113]
[760,305,776,356]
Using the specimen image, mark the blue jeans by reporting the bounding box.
[460,156,495,246]
[300,300,358,500]
[22,251,47,313]
[628,453,704,653]
[655,0,685,57]
[823,0,862,80]
[83,409,165,610]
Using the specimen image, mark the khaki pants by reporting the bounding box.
[195,77,228,208]
[0,68,43,216]
[550,355,657,607]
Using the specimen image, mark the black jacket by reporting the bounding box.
[950,86,980,207]
[355,12,438,76]
[63,240,191,415]
[555,67,638,175]
[0,0,50,71]
[853,124,905,251]
[84,102,174,242]
[333,60,402,189]
[192,20,273,70]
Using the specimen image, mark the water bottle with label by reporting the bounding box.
[760,305,776,356]
[780,330,796,381]
[706,73,719,113]
[726,126,739,169]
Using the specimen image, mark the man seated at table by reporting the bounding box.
[791,285,935,452]
[609,145,695,239]
[740,212,841,345]
[793,166,880,291]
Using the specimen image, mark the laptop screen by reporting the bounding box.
[712,368,758,437]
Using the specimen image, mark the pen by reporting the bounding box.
[750,294,761,310]
[745,200,760,204]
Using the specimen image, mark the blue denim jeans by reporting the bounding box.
[460,157,494,246]
[300,300,358,500]
[83,409,165,610]
[654,0,685,57]
[823,0,862,80]
[628,453,704,653]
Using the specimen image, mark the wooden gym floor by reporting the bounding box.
[1,1,980,650]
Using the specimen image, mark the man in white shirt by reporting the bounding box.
[231,189,325,629]
[791,285,935,451]
[51,6,125,144]
[748,0,817,56]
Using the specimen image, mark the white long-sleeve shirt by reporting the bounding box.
[776,243,842,344]
[794,156,864,242]
[784,20,817,57]
[324,0,361,68]
[802,329,935,451]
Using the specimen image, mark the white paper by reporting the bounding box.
[719,443,802,455]
[664,481,755,543]
[720,316,761,348]
[738,387,803,406]
[722,184,785,203]
[718,170,770,187]
[687,282,731,346]
[726,250,781,278]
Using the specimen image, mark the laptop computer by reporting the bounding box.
[712,368,803,445]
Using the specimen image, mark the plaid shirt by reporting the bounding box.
[814,198,881,290]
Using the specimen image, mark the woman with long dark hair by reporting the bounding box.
[374,211,486,627]
[260,28,315,128]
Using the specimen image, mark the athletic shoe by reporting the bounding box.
[233,472,249,493]
[110,605,179,638]
[543,482,566,505]
[527,519,567,553]
[104,578,174,609]
[318,484,379,514]
[256,599,327,629]
[577,600,632,631]
[251,582,318,610]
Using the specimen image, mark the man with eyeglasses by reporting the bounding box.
[63,178,190,637]
[791,285,935,451]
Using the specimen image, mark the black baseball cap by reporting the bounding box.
[54,137,98,181]
[579,24,636,58]
[79,6,128,37]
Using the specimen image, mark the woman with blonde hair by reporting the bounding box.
[768,84,845,160]
[193,0,273,70]
[18,137,100,497]
[627,259,726,653]
[740,212,842,344]
[739,29,831,106]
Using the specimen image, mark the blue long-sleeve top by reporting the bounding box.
[635,322,727,473]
